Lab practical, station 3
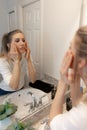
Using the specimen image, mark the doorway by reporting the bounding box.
[23,0,41,79]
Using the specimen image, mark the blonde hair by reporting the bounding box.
[71,26,87,76]
[0,29,23,56]
[76,26,87,58]
[73,26,87,104]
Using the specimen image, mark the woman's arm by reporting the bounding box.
[27,56,36,83]
[9,60,20,90]
[70,74,82,106]
[9,43,22,90]
[49,80,67,121]
[49,51,73,122]
[25,42,36,83]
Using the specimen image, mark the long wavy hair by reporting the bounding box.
[0,29,23,56]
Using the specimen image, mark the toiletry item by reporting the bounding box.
[51,87,57,99]
[66,97,72,111]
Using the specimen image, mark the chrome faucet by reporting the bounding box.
[28,91,38,109]
[32,94,38,108]
[29,102,34,113]
[39,98,42,105]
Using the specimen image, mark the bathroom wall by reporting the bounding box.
[43,0,82,80]
[1,0,82,81]
[0,0,8,51]
[80,0,87,26]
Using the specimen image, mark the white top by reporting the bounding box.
[50,102,87,130]
[0,56,29,91]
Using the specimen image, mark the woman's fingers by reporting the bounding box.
[64,54,73,71]
[61,51,68,67]
[61,52,73,72]
[24,41,28,51]
[9,43,21,61]
[15,44,21,54]
[68,68,74,83]
[10,43,17,52]
[24,42,31,60]
[60,51,75,85]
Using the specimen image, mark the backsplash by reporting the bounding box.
[43,74,58,88]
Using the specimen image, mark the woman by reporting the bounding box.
[49,26,87,130]
[0,29,36,95]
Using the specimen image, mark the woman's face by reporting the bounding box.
[11,33,26,53]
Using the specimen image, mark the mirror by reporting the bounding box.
[0,0,86,128]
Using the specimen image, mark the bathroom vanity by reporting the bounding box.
[0,87,52,129]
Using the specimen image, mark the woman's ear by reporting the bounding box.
[78,59,87,69]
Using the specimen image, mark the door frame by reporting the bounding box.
[18,0,44,79]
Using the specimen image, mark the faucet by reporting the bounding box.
[39,94,47,105]
[28,91,38,110]
[39,98,42,105]
[32,94,38,108]
[28,102,34,113]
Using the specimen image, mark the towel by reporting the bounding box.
[29,80,54,93]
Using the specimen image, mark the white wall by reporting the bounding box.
[80,0,87,26]
[43,0,82,79]
[0,0,8,50]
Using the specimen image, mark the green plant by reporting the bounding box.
[0,102,17,120]
[6,120,35,130]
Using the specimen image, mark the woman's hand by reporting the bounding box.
[60,51,74,86]
[50,51,74,121]
[9,43,22,62]
[24,42,31,61]
[8,43,21,90]
[24,42,36,83]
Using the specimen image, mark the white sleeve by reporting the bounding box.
[50,114,69,130]
[50,113,77,130]
[0,59,12,85]
[50,104,87,130]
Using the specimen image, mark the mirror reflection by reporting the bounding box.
[0,0,87,129]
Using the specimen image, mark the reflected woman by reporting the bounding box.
[49,26,87,130]
[0,29,36,95]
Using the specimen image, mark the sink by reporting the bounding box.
[3,87,50,120]
[1,86,67,130]
[22,100,52,130]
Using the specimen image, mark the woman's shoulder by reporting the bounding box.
[0,56,7,64]
[0,56,6,60]
[50,103,87,130]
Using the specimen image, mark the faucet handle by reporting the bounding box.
[29,102,35,113]
[39,98,42,105]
